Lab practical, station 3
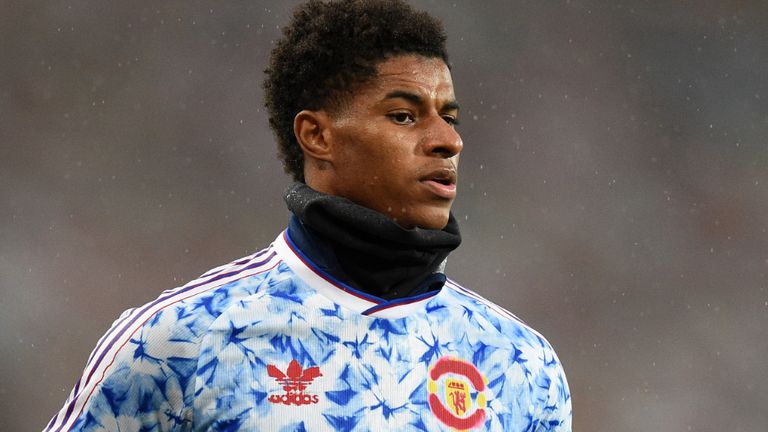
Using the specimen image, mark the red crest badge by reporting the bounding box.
[427,356,488,429]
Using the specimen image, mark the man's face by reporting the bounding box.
[321,55,463,230]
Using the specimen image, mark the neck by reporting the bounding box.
[284,183,461,300]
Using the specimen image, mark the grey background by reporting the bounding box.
[2,1,767,431]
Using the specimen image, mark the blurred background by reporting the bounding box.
[2,0,767,430]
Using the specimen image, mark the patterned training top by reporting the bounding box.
[45,230,571,432]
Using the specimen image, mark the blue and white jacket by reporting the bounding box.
[45,227,571,431]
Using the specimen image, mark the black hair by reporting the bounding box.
[263,0,448,182]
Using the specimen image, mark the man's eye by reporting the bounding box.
[442,115,460,126]
[388,112,415,124]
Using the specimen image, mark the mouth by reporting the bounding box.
[420,168,457,199]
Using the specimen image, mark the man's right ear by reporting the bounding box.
[293,110,333,162]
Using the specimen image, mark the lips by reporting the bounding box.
[420,168,457,199]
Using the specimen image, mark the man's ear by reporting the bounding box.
[294,110,333,162]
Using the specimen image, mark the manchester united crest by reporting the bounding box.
[427,356,488,430]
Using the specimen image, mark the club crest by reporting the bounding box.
[427,356,488,430]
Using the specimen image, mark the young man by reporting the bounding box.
[45,1,571,431]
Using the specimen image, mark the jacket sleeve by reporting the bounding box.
[533,341,572,432]
[43,307,199,432]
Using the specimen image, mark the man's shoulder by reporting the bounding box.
[442,278,559,355]
[140,244,289,333]
[49,244,296,432]
[99,244,291,357]
[444,278,527,324]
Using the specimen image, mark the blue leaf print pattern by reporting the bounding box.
[45,243,570,432]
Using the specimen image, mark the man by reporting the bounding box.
[45,1,571,431]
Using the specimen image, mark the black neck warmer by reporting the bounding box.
[284,183,462,300]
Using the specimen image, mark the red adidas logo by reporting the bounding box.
[267,359,323,406]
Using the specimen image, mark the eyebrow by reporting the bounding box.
[383,90,460,112]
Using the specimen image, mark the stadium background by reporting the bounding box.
[2,1,766,430]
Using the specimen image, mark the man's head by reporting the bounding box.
[264,0,462,230]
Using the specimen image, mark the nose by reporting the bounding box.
[422,115,463,158]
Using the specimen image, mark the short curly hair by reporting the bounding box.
[263,0,449,182]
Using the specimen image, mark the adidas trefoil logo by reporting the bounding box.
[267,359,323,406]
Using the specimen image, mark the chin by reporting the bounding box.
[400,209,450,231]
